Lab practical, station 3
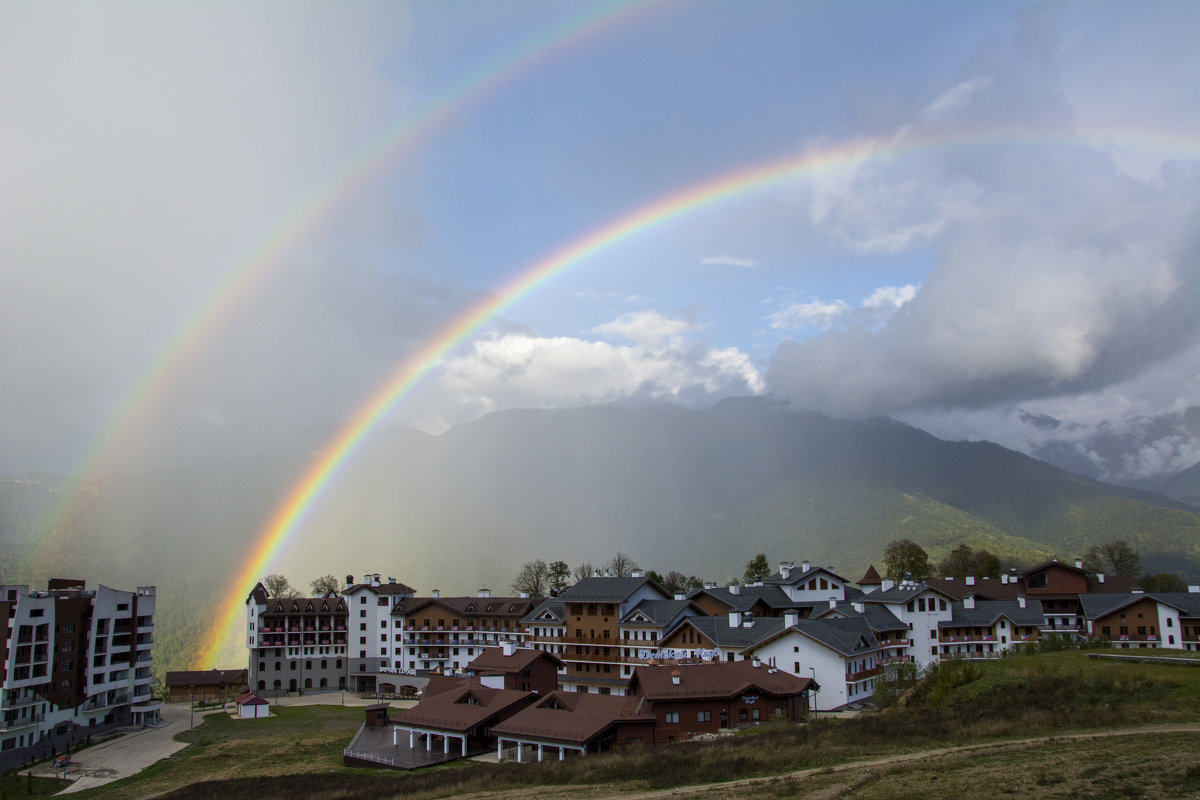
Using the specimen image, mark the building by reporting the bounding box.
[934,596,1044,659]
[391,675,538,758]
[0,580,158,766]
[164,668,247,703]
[245,583,349,695]
[466,643,562,695]
[234,691,270,719]
[524,573,673,695]
[656,611,788,664]
[742,616,885,711]
[340,574,417,693]
[628,659,816,741]
[492,690,655,761]
[390,591,539,680]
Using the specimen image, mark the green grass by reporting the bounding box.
[0,772,72,799]
[69,652,1200,800]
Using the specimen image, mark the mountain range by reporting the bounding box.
[2,396,1198,671]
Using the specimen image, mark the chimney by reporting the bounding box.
[742,611,755,627]
[388,577,396,584]
[502,640,516,657]
[432,589,440,599]
[671,670,681,685]
[828,597,837,610]
[520,592,530,599]
[593,570,602,578]
[345,575,354,590]
[1097,573,1105,584]
[604,569,613,578]
[674,593,686,601]
[965,576,975,586]
[1017,595,1026,608]
[783,610,800,627]
[1001,574,1008,585]
[780,562,792,580]
[631,569,644,578]
[371,575,381,587]
[881,579,895,592]
[729,583,741,596]
[1075,559,1083,570]
[963,595,975,610]
[704,581,717,589]
[852,601,864,613]
[801,561,811,573]
[1189,585,1200,594]
[478,588,491,598]
[752,656,762,668]
[729,611,741,628]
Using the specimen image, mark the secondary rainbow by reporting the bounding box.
[200,126,1200,665]
[28,0,669,565]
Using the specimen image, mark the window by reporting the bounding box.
[664,712,679,724]
[697,710,711,722]
[359,596,366,604]
[752,708,760,720]
[378,597,387,606]
[360,610,366,618]
[738,709,748,721]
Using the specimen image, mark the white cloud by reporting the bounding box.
[766,284,919,332]
[700,255,758,268]
[767,299,851,331]
[590,310,699,347]
[862,284,919,309]
[920,77,994,120]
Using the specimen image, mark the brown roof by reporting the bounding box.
[629,660,816,701]
[165,668,247,688]
[491,691,653,745]
[396,678,536,733]
[467,647,563,674]
[857,565,882,586]
[261,596,348,615]
[392,596,539,619]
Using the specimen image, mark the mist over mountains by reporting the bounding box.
[2,396,1198,670]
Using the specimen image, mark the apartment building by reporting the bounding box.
[246,583,349,694]
[523,573,672,695]
[934,596,1044,659]
[1,580,158,764]
[1079,591,1200,648]
[390,591,538,677]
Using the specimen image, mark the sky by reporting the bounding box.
[1,0,1198,484]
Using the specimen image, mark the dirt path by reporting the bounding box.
[451,722,1200,800]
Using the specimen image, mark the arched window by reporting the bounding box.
[273,679,281,690]
[321,659,328,670]
[259,661,265,672]
[336,659,342,668]
[257,680,266,690]
[305,660,312,670]
[304,678,312,689]
[290,660,297,670]
[320,678,328,688]
[274,661,281,671]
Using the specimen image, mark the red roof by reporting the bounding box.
[858,565,882,585]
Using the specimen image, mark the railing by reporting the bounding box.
[0,694,38,709]
[0,713,45,731]
[343,723,397,766]
[845,666,882,681]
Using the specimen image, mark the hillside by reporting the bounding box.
[2,397,1199,670]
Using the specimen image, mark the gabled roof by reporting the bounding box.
[688,584,807,612]
[764,565,851,587]
[629,660,816,701]
[1021,558,1086,578]
[1078,592,1179,620]
[491,691,653,745]
[1149,592,1200,617]
[235,692,268,706]
[621,598,697,626]
[522,600,565,625]
[663,615,787,649]
[943,599,1044,628]
[261,595,347,615]
[815,603,907,633]
[467,646,563,674]
[556,576,667,603]
[745,616,883,658]
[396,678,535,733]
[859,583,957,605]
[344,580,417,596]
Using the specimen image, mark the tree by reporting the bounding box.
[511,560,549,597]
[743,553,771,583]
[936,546,1002,580]
[661,570,693,595]
[1084,540,1141,576]
[1139,572,1187,592]
[574,562,596,582]
[310,575,340,596]
[548,560,572,595]
[883,539,932,581]
[607,551,639,578]
[262,574,299,598]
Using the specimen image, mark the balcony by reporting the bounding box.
[0,692,39,710]
[846,665,882,682]
[0,713,44,732]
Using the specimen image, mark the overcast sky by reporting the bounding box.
[2,0,1197,480]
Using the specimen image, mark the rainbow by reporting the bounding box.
[197,125,1200,666]
[197,137,883,666]
[28,0,669,568]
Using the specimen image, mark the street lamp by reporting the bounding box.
[808,667,819,720]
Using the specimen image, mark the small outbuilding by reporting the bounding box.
[365,702,390,727]
[235,691,270,719]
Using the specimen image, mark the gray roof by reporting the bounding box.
[859,583,955,605]
[946,599,1044,628]
[818,603,907,632]
[792,616,884,657]
[666,615,788,649]
[688,584,812,611]
[763,565,852,586]
[522,600,565,625]
[1077,592,1175,620]
[556,576,664,603]
[621,598,695,626]
[1149,592,1200,616]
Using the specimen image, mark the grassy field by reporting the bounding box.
[21,650,1200,800]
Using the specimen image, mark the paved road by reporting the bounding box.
[29,695,414,793]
